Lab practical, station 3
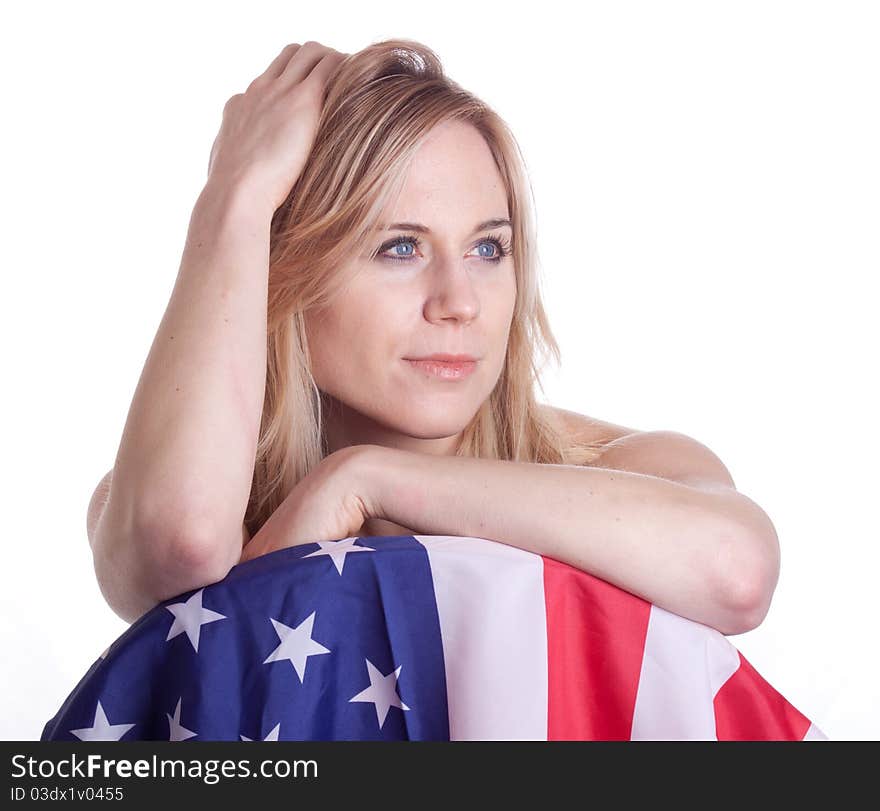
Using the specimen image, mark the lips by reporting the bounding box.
[406,354,479,363]
[404,358,478,380]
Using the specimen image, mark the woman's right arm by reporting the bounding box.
[89,41,348,623]
[91,181,272,624]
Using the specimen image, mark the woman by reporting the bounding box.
[87,39,780,637]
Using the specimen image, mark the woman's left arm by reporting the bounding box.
[357,432,780,636]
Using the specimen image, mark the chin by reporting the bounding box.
[389,409,474,439]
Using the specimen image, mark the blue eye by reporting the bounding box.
[376,233,513,264]
[386,238,417,259]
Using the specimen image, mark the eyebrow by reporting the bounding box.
[381,218,512,235]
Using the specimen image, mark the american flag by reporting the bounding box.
[41,534,827,741]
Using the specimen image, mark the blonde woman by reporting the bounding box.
[86,39,780,638]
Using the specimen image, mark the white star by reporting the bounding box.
[240,722,281,741]
[303,538,375,575]
[165,588,227,652]
[349,659,410,730]
[263,612,331,683]
[69,700,136,741]
[167,697,197,741]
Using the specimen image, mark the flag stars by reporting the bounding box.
[165,588,227,653]
[167,697,197,741]
[241,722,281,741]
[303,538,375,575]
[349,659,411,730]
[263,612,331,683]
[69,700,135,741]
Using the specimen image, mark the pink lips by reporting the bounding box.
[407,354,478,363]
[404,358,478,380]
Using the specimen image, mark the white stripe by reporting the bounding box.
[414,535,548,740]
[630,605,740,740]
[802,722,829,740]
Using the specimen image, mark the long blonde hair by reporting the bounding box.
[245,38,604,537]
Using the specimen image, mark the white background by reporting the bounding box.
[1,1,877,740]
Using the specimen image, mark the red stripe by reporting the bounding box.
[543,557,652,740]
[713,650,812,740]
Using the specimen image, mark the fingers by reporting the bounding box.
[303,48,348,90]
[248,41,346,94]
[276,40,340,88]
[255,42,302,84]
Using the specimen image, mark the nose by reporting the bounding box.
[422,257,481,324]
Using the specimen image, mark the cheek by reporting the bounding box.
[309,291,402,377]
[491,274,517,334]
[505,269,518,313]
[306,307,352,382]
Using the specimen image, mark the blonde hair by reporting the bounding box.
[245,38,604,537]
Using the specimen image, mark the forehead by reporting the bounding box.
[384,121,509,223]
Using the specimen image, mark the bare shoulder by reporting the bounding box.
[540,404,641,449]
[544,405,738,490]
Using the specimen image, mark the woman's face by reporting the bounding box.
[305,119,517,456]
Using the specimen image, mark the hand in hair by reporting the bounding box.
[206,40,348,215]
[238,444,378,564]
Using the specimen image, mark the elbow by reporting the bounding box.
[715,520,781,635]
[154,521,237,589]
[93,515,231,625]
[135,500,241,582]
[719,576,774,636]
